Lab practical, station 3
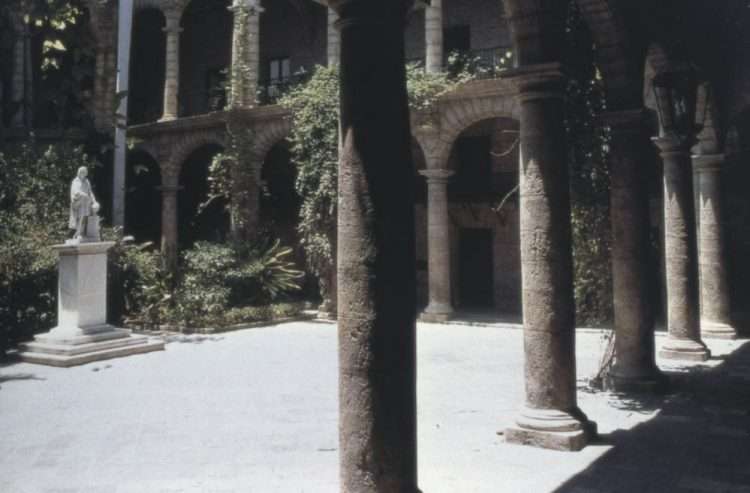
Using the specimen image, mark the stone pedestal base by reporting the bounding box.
[19,325,164,367]
[659,337,710,361]
[606,367,668,393]
[701,321,738,340]
[419,303,453,323]
[19,240,165,367]
[504,408,597,451]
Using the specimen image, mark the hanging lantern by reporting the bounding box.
[652,62,700,143]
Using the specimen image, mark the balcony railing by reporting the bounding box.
[257,72,311,105]
[447,46,515,79]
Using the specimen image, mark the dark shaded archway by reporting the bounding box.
[125,149,161,244]
[179,0,232,116]
[129,8,166,124]
[445,117,521,316]
[178,143,229,248]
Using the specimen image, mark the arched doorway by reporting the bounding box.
[178,143,230,248]
[260,139,304,261]
[179,0,232,116]
[447,117,521,317]
[125,149,161,245]
[129,8,166,124]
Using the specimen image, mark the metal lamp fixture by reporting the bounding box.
[652,62,705,145]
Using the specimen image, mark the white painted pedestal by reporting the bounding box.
[20,241,164,367]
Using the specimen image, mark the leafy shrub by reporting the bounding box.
[169,240,303,329]
[106,232,171,328]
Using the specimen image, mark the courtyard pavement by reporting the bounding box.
[1,320,749,493]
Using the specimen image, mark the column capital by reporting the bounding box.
[501,62,564,101]
[228,0,264,15]
[652,135,689,155]
[692,153,725,173]
[419,169,454,183]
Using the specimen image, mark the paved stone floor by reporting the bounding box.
[1,320,748,493]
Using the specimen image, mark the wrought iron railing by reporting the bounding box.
[257,72,311,105]
[446,46,515,79]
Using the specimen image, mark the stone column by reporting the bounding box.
[330,0,418,491]
[10,15,29,128]
[229,0,262,109]
[604,110,664,392]
[694,153,737,339]
[160,7,183,121]
[653,136,710,361]
[158,171,181,272]
[504,64,595,451]
[425,0,443,73]
[419,169,454,322]
[327,8,340,66]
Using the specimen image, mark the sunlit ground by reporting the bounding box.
[1,320,748,492]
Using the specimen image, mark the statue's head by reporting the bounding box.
[77,166,88,179]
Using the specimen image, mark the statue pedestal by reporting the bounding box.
[19,241,164,367]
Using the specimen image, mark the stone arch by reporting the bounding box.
[431,88,519,170]
[250,118,293,167]
[164,131,227,181]
[177,140,229,246]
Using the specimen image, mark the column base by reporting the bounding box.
[158,115,177,122]
[606,366,668,393]
[701,320,738,340]
[419,303,453,323]
[504,407,597,451]
[659,336,710,362]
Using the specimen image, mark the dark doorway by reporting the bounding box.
[458,228,494,309]
[178,144,230,248]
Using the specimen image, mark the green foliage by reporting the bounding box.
[278,65,340,281]
[405,57,475,111]
[279,61,479,293]
[564,1,613,326]
[0,140,99,353]
[170,240,303,329]
[1,0,95,128]
[106,233,172,328]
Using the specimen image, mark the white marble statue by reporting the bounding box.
[69,166,101,241]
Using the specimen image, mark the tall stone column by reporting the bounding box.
[504,64,595,451]
[10,15,29,128]
[425,0,443,73]
[694,153,737,339]
[159,170,181,273]
[604,110,664,391]
[327,8,340,66]
[160,7,183,121]
[330,0,418,491]
[229,0,263,109]
[419,169,454,322]
[653,136,710,361]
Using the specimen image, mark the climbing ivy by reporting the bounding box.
[278,61,478,293]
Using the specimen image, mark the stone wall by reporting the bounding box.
[258,1,327,80]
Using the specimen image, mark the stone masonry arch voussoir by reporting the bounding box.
[433,90,519,170]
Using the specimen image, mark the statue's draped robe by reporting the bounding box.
[69,177,96,230]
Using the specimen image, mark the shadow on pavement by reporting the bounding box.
[554,340,750,493]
